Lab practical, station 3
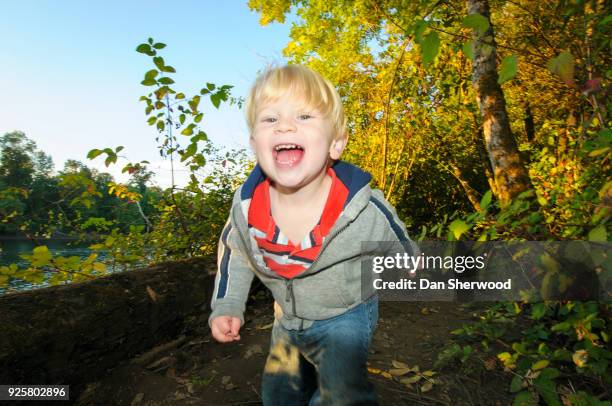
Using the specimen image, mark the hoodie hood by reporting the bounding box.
[240,160,372,207]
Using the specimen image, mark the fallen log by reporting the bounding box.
[0,256,216,399]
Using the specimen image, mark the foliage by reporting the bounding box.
[249,0,610,233]
[0,39,249,294]
[0,245,108,289]
[442,302,612,406]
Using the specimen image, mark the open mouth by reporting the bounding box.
[272,143,305,167]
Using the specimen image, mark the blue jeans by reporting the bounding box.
[261,295,379,406]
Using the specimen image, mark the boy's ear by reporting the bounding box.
[329,136,348,160]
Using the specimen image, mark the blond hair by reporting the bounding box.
[245,65,346,139]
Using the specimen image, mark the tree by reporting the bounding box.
[248,0,609,233]
[0,131,36,188]
[466,0,531,205]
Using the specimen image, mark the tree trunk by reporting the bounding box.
[467,0,531,206]
[448,161,483,212]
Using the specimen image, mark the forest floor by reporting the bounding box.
[75,298,514,406]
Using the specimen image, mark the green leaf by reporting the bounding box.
[547,51,574,84]
[176,93,185,100]
[498,55,518,84]
[413,19,428,43]
[194,131,208,142]
[588,224,607,241]
[480,190,492,211]
[144,69,158,80]
[158,77,174,85]
[532,360,549,371]
[206,82,216,91]
[534,377,561,406]
[153,42,166,49]
[189,95,201,113]
[194,113,203,123]
[161,65,176,73]
[115,146,124,153]
[147,116,156,125]
[136,44,151,54]
[462,41,474,60]
[141,79,157,86]
[181,124,195,136]
[530,303,548,320]
[210,93,220,109]
[510,375,523,392]
[153,56,165,71]
[462,13,490,35]
[551,321,571,332]
[147,37,154,45]
[31,246,52,267]
[449,219,470,240]
[157,120,165,132]
[420,31,440,66]
[538,368,560,381]
[513,391,537,406]
[185,142,197,157]
[87,149,103,159]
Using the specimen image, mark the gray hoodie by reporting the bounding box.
[209,161,418,330]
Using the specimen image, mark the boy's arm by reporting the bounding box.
[370,189,422,267]
[209,218,255,328]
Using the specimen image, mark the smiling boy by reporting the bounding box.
[209,65,417,405]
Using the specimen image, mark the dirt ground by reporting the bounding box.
[75,298,514,406]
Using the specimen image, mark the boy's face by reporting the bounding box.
[250,94,346,191]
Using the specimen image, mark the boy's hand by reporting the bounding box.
[210,316,242,343]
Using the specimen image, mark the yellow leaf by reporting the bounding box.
[0,274,9,286]
[256,322,274,330]
[532,360,549,371]
[93,262,106,273]
[380,371,393,379]
[421,381,434,393]
[422,370,436,377]
[572,350,588,368]
[400,375,422,384]
[146,285,158,302]
[389,368,412,377]
[497,352,512,362]
[391,360,409,369]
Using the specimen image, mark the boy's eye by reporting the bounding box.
[298,114,313,120]
[262,117,277,123]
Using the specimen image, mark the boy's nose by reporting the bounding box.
[275,118,296,133]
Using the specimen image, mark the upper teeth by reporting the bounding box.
[275,144,301,151]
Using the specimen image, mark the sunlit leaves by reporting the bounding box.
[449,219,470,240]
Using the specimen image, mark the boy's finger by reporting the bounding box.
[211,323,233,343]
[229,317,242,338]
[215,317,232,334]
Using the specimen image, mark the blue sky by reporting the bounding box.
[0,1,292,187]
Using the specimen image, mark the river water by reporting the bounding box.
[0,238,110,296]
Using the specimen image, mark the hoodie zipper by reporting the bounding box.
[234,202,357,328]
[285,279,297,317]
[285,220,353,329]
